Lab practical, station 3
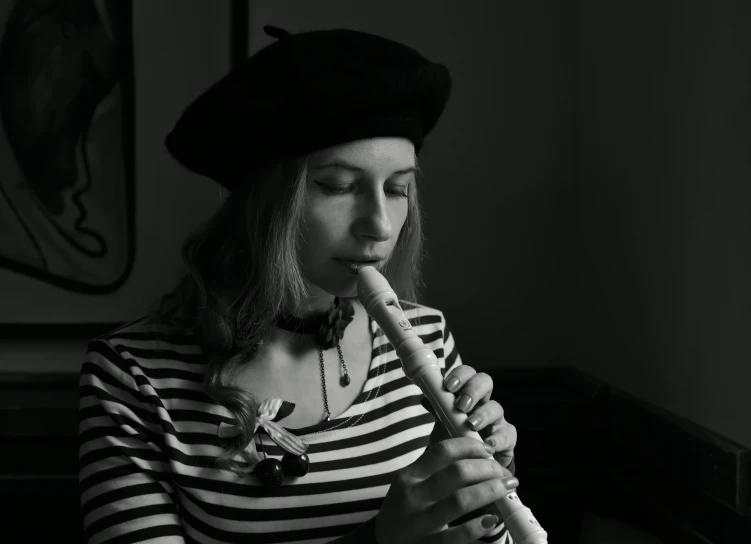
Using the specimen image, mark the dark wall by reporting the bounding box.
[573,0,751,448]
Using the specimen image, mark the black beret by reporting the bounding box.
[165,25,452,189]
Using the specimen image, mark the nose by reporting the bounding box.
[358,191,393,242]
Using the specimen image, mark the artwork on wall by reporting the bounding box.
[0,0,136,293]
[0,0,249,340]
[0,0,135,338]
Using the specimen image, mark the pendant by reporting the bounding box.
[340,372,351,387]
[254,458,284,487]
[282,452,310,477]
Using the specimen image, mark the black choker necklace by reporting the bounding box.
[274,297,356,350]
[274,313,326,336]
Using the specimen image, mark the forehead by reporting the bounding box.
[308,137,415,171]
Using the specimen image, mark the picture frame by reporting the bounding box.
[0,0,249,340]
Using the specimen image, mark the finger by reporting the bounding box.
[495,449,515,469]
[417,457,506,505]
[466,400,504,433]
[454,372,493,413]
[443,364,476,394]
[410,437,494,481]
[425,475,519,531]
[429,512,503,544]
[483,422,517,454]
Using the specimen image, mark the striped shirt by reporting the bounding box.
[78,301,513,543]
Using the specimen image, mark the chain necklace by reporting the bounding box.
[318,342,350,421]
[274,297,355,422]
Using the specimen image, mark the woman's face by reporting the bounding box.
[299,137,415,302]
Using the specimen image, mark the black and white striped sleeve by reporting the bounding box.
[78,338,186,543]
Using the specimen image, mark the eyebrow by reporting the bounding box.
[313,159,416,177]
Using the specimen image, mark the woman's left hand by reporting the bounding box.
[442,365,517,468]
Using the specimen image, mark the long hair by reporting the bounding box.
[150,153,427,476]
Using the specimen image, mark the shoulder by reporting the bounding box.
[395,299,454,349]
[398,299,450,335]
[398,299,444,322]
[393,301,460,378]
[81,313,205,391]
[398,300,462,372]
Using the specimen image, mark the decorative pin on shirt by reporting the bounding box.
[218,398,310,486]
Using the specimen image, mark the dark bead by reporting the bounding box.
[254,458,284,486]
[341,373,351,386]
[282,452,310,477]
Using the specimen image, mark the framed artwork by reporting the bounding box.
[0,0,249,340]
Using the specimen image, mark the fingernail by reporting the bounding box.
[484,443,495,454]
[468,414,482,428]
[456,395,471,412]
[485,437,496,448]
[502,477,519,488]
[482,515,499,528]
[445,377,459,392]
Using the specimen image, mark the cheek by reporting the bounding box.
[392,206,409,235]
[301,211,340,253]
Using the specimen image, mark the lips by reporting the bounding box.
[335,259,382,275]
[342,256,385,263]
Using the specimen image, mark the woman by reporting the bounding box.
[78,26,520,544]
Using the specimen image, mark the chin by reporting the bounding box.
[322,262,361,297]
[324,282,358,299]
[309,272,358,300]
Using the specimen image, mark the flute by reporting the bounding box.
[357,266,548,544]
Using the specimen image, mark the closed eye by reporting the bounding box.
[313,181,409,199]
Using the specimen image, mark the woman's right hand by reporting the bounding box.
[374,437,519,544]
